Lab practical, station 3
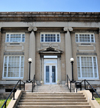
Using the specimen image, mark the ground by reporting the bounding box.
[0,99,11,108]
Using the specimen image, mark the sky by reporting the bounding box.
[0,0,100,12]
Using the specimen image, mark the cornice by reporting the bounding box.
[0,12,100,22]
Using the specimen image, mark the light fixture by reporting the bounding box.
[70,58,74,62]
[28,58,32,62]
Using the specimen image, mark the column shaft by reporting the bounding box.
[65,30,72,80]
[29,31,35,80]
[0,29,1,79]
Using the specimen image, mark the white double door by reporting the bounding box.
[44,60,57,84]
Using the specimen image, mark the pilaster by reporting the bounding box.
[28,27,37,80]
[64,27,73,80]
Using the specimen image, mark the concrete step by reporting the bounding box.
[22,95,85,98]
[18,102,89,105]
[19,99,87,102]
[20,97,86,99]
[23,92,83,95]
[17,105,91,108]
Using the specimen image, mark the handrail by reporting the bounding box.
[84,79,100,99]
[1,80,25,108]
[67,75,71,92]
[32,75,35,92]
[76,79,100,100]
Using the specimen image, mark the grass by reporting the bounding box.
[0,99,11,108]
[95,98,100,105]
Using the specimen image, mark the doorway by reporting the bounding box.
[44,60,57,84]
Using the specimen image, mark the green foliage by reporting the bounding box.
[0,99,11,108]
[95,98,100,105]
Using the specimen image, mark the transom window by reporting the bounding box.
[40,33,60,42]
[6,33,25,42]
[3,56,24,79]
[75,33,95,43]
[77,56,98,79]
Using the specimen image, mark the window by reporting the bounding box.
[75,33,95,43]
[6,33,25,42]
[3,56,24,79]
[77,56,98,79]
[40,33,60,42]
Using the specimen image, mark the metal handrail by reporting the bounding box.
[32,75,35,92]
[84,80,100,99]
[76,79,100,100]
[1,80,25,108]
[67,75,71,92]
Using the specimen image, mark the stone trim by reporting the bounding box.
[4,52,24,55]
[76,52,97,55]
[0,12,100,22]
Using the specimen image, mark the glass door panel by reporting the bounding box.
[52,66,56,83]
[46,66,50,83]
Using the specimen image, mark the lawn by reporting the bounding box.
[95,98,100,105]
[0,99,11,108]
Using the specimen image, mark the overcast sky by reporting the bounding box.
[0,0,100,12]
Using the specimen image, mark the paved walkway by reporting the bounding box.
[33,84,70,92]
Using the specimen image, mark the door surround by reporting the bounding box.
[44,59,57,84]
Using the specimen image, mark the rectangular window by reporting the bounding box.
[77,56,98,79]
[41,33,60,42]
[3,56,24,79]
[6,33,25,42]
[75,33,95,43]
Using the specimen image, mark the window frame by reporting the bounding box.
[77,56,99,80]
[5,33,25,43]
[40,32,61,43]
[2,55,24,79]
[75,33,95,43]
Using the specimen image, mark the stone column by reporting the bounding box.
[57,56,61,83]
[0,28,1,79]
[28,27,37,80]
[64,27,73,80]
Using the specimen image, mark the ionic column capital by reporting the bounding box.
[28,26,37,32]
[63,27,73,32]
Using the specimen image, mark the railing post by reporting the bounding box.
[92,92,94,100]
[32,82,33,92]
[24,83,25,91]
[70,81,71,92]
[67,75,68,87]
[13,92,15,100]
[20,80,21,90]
[84,80,86,90]
[5,101,6,108]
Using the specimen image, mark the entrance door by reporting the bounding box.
[44,60,57,84]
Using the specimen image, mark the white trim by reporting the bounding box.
[44,56,57,58]
[40,32,61,43]
[79,50,94,52]
[5,33,25,43]
[75,33,95,43]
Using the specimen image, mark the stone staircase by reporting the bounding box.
[16,85,91,108]
[17,92,91,108]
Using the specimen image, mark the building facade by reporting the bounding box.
[0,12,100,86]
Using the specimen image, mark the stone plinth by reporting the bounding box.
[25,83,32,92]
